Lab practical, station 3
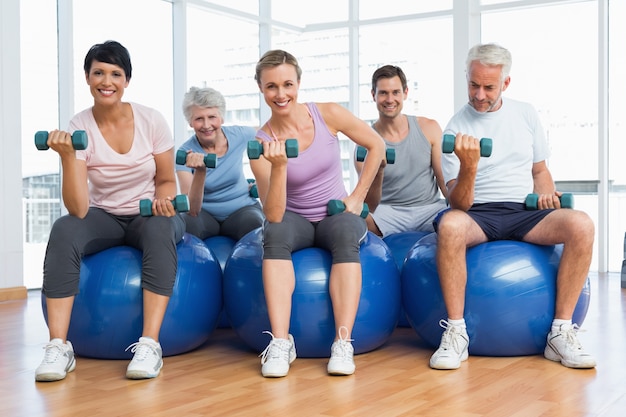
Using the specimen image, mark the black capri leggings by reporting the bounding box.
[42,207,186,298]
[181,203,264,241]
[263,210,367,264]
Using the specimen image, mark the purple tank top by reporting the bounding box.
[256,102,347,221]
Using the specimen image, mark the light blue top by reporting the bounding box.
[176,125,258,221]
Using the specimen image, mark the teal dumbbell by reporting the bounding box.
[175,149,217,168]
[247,178,258,198]
[355,146,396,164]
[442,134,492,157]
[327,200,369,219]
[34,130,88,151]
[247,139,299,159]
[139,194,190,217]
[525,193,574,210]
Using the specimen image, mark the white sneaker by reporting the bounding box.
[544,323,596,369]
[327,326,355,376]
[35,338,76,382]
[429,320,469,370]
[259,332,296,378]
[125,337,163,379]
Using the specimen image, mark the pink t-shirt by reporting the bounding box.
[69,103,174,216]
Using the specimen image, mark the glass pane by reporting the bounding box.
[609,0,626,271]
[359,18,454,131]
[196,0,258,15]
[272,28,352,188]
[21,0,174,290]
[272,0,348,26]
[186,8,259,126]
[185,7,260,178]
[21,0,60,289]
[482,1,599,269]
[73,0,174,129]
[360,0,452,20]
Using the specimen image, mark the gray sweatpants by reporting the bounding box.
[42,207,185,298]
[263,210,367,264]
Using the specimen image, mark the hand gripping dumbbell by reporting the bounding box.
[34,130,88,151]
[355,146,396,164]
[247,139,299,159]
[442,134,492,157]
[327,200,369,219]
[176,149,217,168]
[247,178,258,198]
[525,193,574,210]
[139,194,190,217]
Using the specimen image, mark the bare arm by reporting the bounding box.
[445,133,482,211]
[318,102,385,215]
[418,116,448,199]
[354,149,385,212]
[531,160,561,209]
[249,139,288,223]
[176,151,208,216]
[46,130,90,218]
[152,148,179,216]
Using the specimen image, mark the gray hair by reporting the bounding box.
[182,86,226,123]
[466,43,512,82]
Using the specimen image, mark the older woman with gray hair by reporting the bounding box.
[176,86,264,241]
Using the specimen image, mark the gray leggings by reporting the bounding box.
[181,203,264,241]
[42,207,186,298]
[263,210,367,264]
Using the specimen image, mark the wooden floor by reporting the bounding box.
[2,273,625,417]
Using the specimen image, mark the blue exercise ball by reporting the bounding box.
[401,233,591,356]
[383,231,431,327]
[223,229,400,358]
[204,235,237,328]
[41,233,223,359]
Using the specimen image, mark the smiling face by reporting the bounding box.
[85,60,129,104]
[189,105,223,143]
[257,63,300,113]
[373,75,407,120]
[467,60,510,113]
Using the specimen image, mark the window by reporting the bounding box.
[482,1,600,270]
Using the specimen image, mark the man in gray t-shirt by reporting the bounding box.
[354,65,447,237]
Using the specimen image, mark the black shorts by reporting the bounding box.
[433,202,553,241]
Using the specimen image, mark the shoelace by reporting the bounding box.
[438,319,465,353]
[332,326,354,358]
[560,323,584,350]
[42,342,65,364]
[259,331,290,364]
[125,340,156,361]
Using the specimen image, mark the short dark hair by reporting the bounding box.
[371,65,407,92]
[83,40,132,81]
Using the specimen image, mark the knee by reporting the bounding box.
[570,210,595,245]
[436,210,468,237]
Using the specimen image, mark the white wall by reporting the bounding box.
[0,0,25,294]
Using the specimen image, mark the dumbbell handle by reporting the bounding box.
[34,130,88,151]
[139,195,190,217]
[355,146,396,164]
[525,193,574,210]
[327,200,369,219]
[442,134,492,157]
[176,149,217,168]
[247,139,299,159]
